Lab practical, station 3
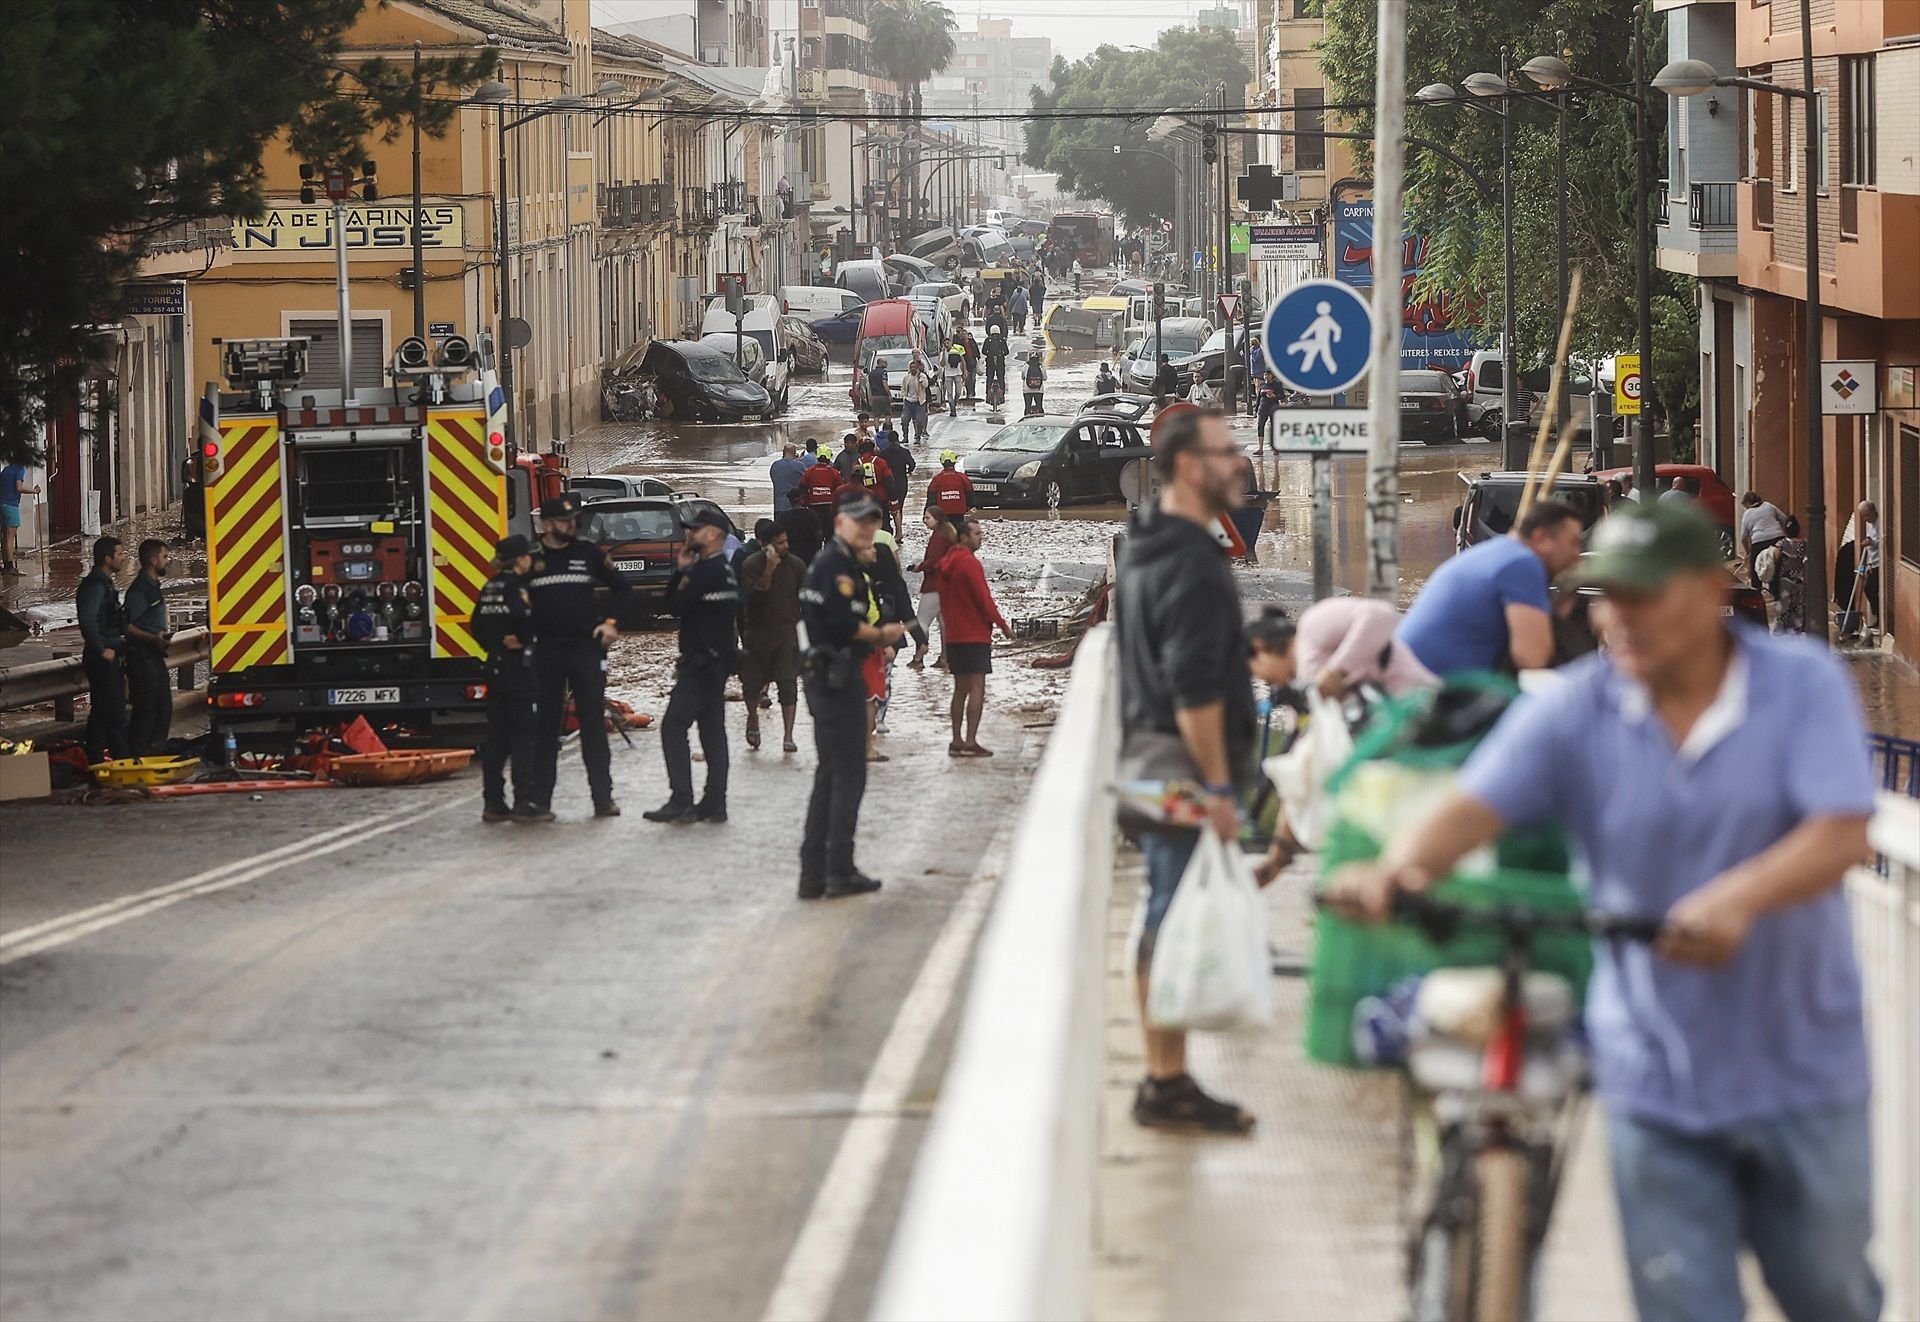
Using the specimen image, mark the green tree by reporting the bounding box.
[869,0,958,229]
[1318,0,1691,395]
[1022,30,1249,229]
[0,0,496,463]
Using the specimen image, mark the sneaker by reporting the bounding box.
[642,799,697,824]
[694,800,727,824]
[823,872,883,898]
[1130,1073,1254,1134]
[593,800,621,819]
[875,718,890,735]
[482,805,513,823]
[512,805,556,824]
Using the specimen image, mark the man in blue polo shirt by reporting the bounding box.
[1333,502,1881,1322]
[1396,500,1585,674]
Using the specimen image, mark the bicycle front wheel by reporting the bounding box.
[1472,1147,1533,1322]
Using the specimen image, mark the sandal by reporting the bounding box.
[782,737,799,753]
[1131,1074,1255,1135]
[964,743,994,758]
[867,750,891,763]
[746,724,761,750]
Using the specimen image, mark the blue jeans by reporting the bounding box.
[1608,1100,1882,1322]
[1136,830,1198,973]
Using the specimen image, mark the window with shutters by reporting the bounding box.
[1842,56,1875,187]
[1295,89,1325,171]
[288,318,385,392]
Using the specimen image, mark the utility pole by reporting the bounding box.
[334,194,354,404]
[1796,0,1829,640]
[1499,44,1517,467]
[1365,0,1405,600]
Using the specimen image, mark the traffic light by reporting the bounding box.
[299,163,316,205]
[360,159,378,202]
[1202,125,1219,166]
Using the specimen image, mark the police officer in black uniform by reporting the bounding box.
[472,533,537,823]
[644,508,740,824]
[796,487,907,899]
[524,494,629,821]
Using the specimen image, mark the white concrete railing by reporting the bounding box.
[1850,792,1920,1322]
[872,625,1117,1322]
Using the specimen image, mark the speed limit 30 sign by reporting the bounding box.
[1614,353,1642,416]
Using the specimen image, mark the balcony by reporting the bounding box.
[1689,182,1736,230]
[1657,180,1671,225]
[680,187,716,228]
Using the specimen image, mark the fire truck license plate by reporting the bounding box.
[329,686,400,705]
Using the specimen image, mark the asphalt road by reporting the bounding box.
[0,681,1037,1322]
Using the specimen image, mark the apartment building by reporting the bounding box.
[1248,0,1355,305]
[1659,0,1919,659]
[793,0,899,260]
[612,0,771,66]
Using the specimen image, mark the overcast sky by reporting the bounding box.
[591,0,1219,64]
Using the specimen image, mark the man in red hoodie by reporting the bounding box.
[938,514,1011,756]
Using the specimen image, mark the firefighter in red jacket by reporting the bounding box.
[802,446,844,537]
[857,440,894,528]
[925,450,973,518]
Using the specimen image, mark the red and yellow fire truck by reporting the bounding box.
[197,330,555,745]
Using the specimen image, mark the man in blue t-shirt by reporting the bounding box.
[1396,500,1584,674]
[1,461,40,575]
[1331,503,1883,1322]
[769,443,808,514]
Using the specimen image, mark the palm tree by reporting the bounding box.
[867,0,957,239]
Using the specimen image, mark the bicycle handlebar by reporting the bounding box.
[1313,889,1664,945]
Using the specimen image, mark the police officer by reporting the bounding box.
[122,538,173,756]
[796,487,907,899]
[644,509,740,824]
[524,494,629,821]
[472,533,537,823]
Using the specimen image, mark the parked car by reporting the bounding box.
[910,280,970,322]
[1171,323,1260,387]
[1462,346,1609,442]
[810,305,866,346]
[577,494,741,625]
[852,297,940,412]
[783,285,865,322]
[567,473,675,501]
[1120,317,1211,392]
[905,292,954,349]
[835,259,894,304]
[698,292,781,332]
[1452,471,1607,552]
[959,413,1151,509]
[1399,368,1467,443]
[697,330,791,413]
[900,228,961,268]
[638,340,772,422]
[1591,462,1738,555]
[885,252,943,287]
[1078,392,1157,422]
[780,315,830,375]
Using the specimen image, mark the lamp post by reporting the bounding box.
[1520,11,1656,529]
[1653,47,1831,640]
[1466,55,1520,467]
[471,81,590,451]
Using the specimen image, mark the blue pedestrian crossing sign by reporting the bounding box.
[1263,278,1374,396]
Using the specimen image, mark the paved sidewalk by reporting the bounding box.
[1090,851,1638,1321]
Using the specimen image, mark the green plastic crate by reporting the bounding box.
[1306,841,1592,1066]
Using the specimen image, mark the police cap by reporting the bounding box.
[834,488,885,521]
[539,493,582,520]
[494,533,533,562]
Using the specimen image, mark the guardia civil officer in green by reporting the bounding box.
[473,533,538,823]
[122,538,174,756]
[796,487,906,899]
[523,494,629,821]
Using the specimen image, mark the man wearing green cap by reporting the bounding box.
[1331,501,1882,1322]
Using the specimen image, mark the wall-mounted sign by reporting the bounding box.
[428,321,456,338]
[232,203,465,255]
[1821,359,1877,416]
[122,282,186,316]
[1249,223,1321,263]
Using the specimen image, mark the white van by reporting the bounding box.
[781,285,865,321]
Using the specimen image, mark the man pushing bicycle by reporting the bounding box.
[1330,501,1882,1322]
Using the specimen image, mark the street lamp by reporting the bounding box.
[1519,20,1659,534]
[1653,51,1831,639]
[470,81,591,451]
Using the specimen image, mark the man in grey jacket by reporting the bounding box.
[1114,402,1258,1134]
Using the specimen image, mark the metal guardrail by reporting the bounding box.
[1849,792,1920,1322]
[873,626,1117,1321]
[1869,732,1919,798]
[0,628,209,717]
[1689,181,1737,230]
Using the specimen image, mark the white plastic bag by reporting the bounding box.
[1146,831,1273,1031]
[1264,690,1354,850]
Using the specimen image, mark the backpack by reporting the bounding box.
[1024,361,1043,388]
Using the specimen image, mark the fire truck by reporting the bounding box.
[197,330,559,745]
